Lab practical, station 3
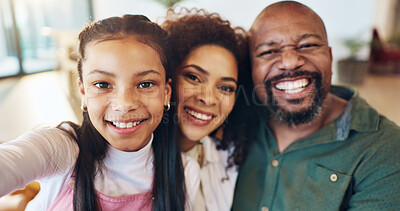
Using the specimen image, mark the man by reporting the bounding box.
[232,1,400,210]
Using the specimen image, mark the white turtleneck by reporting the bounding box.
[0,124,199,210]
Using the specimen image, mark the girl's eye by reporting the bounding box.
[94,82,111,89]
[139,81,155,89]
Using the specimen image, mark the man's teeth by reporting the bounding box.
[275,79,309,94]
[185,108,213,120]
[112,120,141,129]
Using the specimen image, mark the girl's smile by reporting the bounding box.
[80,37,171,152]
[175,45,238,146]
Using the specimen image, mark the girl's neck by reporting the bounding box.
[177,129,201,152]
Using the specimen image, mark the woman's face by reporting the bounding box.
[175,45,238,144]
[79,37,171,152]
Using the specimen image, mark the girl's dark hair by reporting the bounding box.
[59,15,185,211]
[163,9,253,167]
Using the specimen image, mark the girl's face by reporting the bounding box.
[79,37,171,152]
[175,45,238,145]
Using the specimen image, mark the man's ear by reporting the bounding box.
[164,78,172,106]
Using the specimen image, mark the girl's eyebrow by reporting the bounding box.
[87,69,161,77]
[88,69,116,77]
[135,69,162,77]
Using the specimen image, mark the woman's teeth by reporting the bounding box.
[185,108,213,120]
[112,120,142,129]
[275,78,309,94]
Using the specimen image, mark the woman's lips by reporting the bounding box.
[183,106,216,126]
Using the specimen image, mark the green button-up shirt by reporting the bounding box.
[232,86,400,211]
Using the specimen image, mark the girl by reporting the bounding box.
[163,9,252,211]
[0,15,199,211]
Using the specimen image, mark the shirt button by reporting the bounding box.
[271,159,279,167]
[330,173,338,182]
[261,205,269,211]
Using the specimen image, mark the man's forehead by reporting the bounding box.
[249,6,327,44]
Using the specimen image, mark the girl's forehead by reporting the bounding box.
[82,38,165,77]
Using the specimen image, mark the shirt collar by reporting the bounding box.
[200,136,221,164]
[331,85,380,141]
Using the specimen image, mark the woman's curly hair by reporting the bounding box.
[163,8,253,168]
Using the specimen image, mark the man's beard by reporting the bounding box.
[265,71,325,127]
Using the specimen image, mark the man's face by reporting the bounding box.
[250,7,333,126]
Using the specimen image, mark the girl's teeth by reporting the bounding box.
[112,121,141,129]
[185,108,213,120]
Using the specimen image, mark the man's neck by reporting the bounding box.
[269,93,347,153]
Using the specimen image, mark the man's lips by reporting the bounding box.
[274,78,311,94]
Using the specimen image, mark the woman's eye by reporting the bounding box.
[220,85,236,93]
[139,81,154,88]
[94,82,111,89]
[186,74,200,82]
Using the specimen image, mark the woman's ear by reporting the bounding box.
[164,78,172,106]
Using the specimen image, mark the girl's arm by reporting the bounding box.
[0,126,78,197]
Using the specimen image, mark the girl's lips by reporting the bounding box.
[106,119,147,135]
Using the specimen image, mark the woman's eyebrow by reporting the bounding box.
[181,64,209,76]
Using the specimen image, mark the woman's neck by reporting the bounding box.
[177,129,201,152]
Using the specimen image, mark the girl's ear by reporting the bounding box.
[78,80,87,107]
[164,78,172,107]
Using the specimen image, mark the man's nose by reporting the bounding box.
[276,48,305,71]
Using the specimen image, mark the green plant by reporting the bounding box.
[154,0,185,7]
[343,38,367,60]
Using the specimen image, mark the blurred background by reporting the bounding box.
[0,0,400,209]
[1,0,400,143]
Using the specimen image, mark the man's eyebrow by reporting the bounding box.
[299,33,323,40]
[254,33,324,51]
[135,69,162,77]
[254,41,279,52]
[88,69,116,77]
[181,64,209,76]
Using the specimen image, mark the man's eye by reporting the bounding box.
[297,43,320,50]
[257,49,280,57]
[139,82,154,88]
[94,82,111,89]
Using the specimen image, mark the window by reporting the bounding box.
[0,0,91,78]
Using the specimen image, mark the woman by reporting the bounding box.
[163,8,252,211]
